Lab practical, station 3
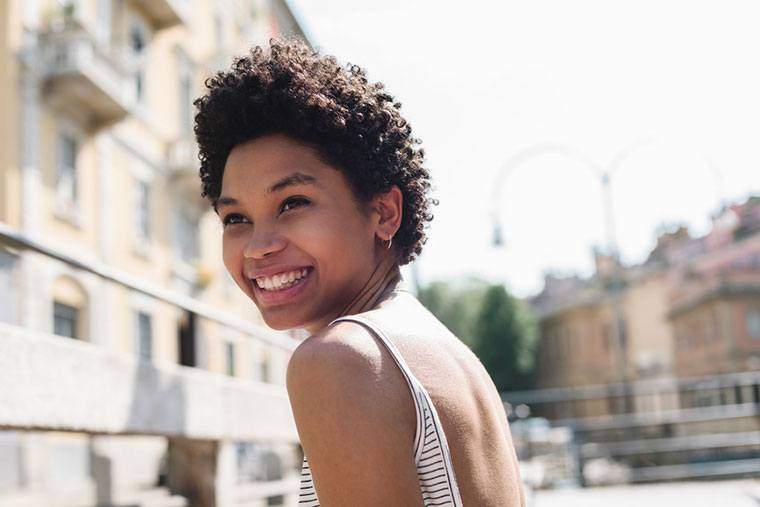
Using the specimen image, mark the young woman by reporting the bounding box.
[194,38,524,507]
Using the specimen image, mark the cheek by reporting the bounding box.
[222,236,258,299]
[314,218,375,276]
[299,209,372,257]
[222,234,242,278]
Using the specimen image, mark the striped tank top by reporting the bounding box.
[298,313,464,506]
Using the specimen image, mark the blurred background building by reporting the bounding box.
[507,195,760,489]
[0,1,310,506]
[530,196,760,397]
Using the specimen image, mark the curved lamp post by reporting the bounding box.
[489,140,653,399]
[491,139,726,409]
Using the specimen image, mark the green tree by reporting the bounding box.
[472,284,537,392]
[418,279,538,391]
[417,278,487,348]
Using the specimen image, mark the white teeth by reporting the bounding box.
[255,268,310,291]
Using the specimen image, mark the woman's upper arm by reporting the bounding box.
[286,324,424,507]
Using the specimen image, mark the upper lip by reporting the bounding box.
[245,265,312,280]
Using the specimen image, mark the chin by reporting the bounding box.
[260,309,303,331]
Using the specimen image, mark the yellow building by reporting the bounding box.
[0,1,311,506]
[528,198,760,418]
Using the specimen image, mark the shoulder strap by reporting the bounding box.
[330,315,414,379]
[329,314,424,458]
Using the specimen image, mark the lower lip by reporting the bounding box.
[251,268,313,307]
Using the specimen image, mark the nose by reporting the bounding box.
[243,229,287,259]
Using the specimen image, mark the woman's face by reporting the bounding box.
[218,134,379,332]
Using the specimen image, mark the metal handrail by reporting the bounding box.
[631,459,760,482]
[581,431,760,458]
[0,222,297,351]
[502,370,760,404]
[555,402,760,431]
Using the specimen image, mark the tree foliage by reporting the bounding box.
[472,285,537,391]
[418,279,537,391]
[417,278,488,348]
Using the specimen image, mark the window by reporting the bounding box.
[52,276,87,339]
[130,25,145,53]
[53,302,79,339]
[747,308,760,338]
[135,72,144,102]
[175,208,199,262]
[226,341,236,376]
[0,251,17,325]
[136,311,152,360]
[134,179,151,241]
[56,132,78,209]
[129,17,150,104]
[254,351,270,383]
[177,50,195,134]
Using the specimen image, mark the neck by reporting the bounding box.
[339,253,402,317]
[306,252,401,335]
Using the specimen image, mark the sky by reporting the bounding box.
[288,0,760,297]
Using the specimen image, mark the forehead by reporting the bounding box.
[221,134,335,194]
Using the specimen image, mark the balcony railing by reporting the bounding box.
[130,0,189,30]
[167,137,200,176]
[167,137,208,210]
[0,323,297,441]
[38,22,135,129]
[0,224,302,505]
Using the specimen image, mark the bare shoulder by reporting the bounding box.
[286,319,413,421]
[286,320,385,388]
[285,321,423,506]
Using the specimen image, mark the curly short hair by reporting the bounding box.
[193,37,436,265]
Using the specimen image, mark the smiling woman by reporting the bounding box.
[193,38,525,506]
[217,133,401,332]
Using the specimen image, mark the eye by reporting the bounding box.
[221,213,248,227]
[279,196,310,214]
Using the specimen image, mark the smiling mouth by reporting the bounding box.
[253,267,313,291]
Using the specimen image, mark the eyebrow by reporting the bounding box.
[268,172,317,193]
[213,172,318,213]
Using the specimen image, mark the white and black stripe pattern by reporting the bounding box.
[298,456,319,506]
[297,315,463,506]
[415,387,463,506]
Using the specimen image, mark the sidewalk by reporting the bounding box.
[529,479,760,507]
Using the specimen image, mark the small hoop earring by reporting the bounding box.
[386,237,393,250]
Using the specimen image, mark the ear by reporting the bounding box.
[371,185,403,241]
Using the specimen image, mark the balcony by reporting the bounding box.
[131,0,189,30]
[168,136,199,176]
[168,136,207,209]
[0,322,300,505]
[206,50,230,75]
[38,22,134,129]
[0,322,297,441]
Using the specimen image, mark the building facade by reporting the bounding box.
[0,1,311,506]
[529,196,760,412]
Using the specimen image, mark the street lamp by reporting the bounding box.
[492,222,504,248]
[489,140,654,397]
[491,139,727,411]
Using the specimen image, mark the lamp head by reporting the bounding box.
[492,223,504,247]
